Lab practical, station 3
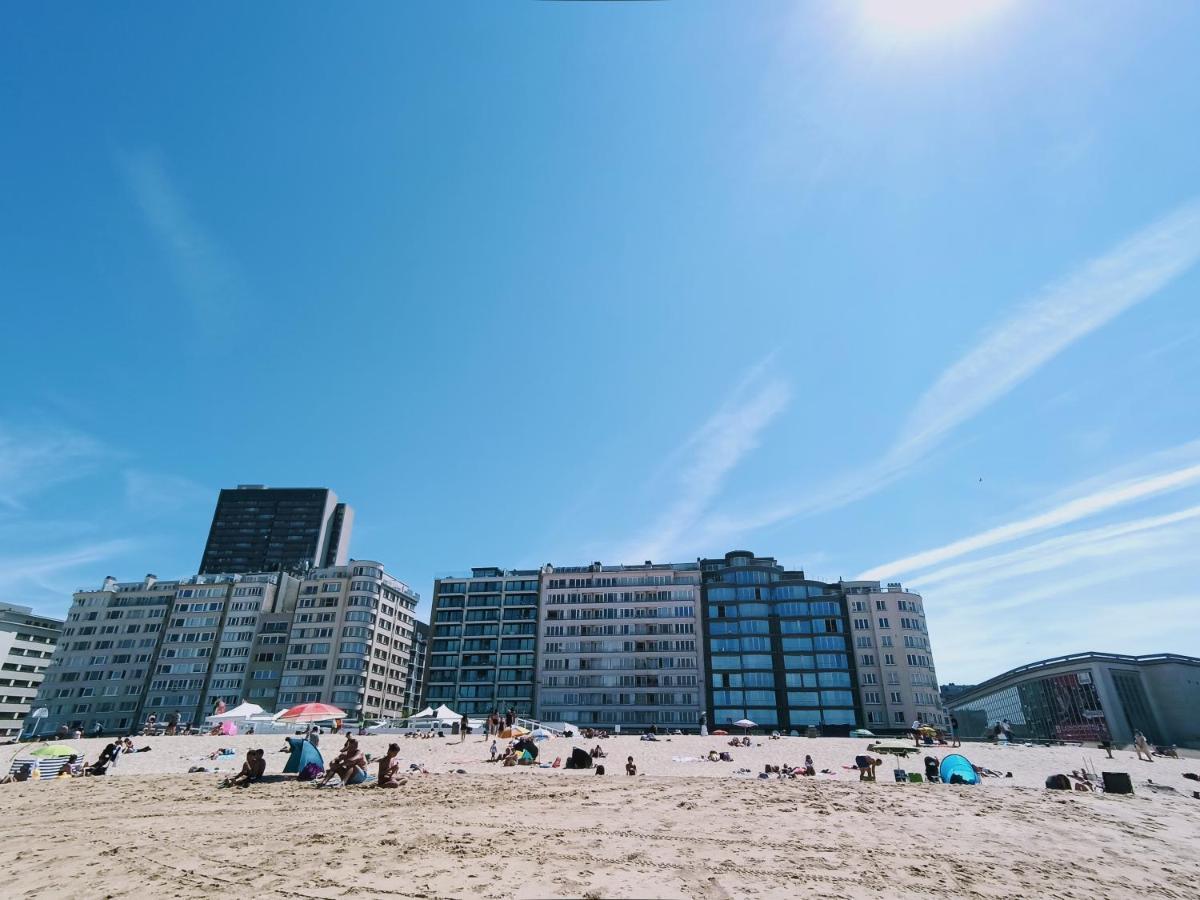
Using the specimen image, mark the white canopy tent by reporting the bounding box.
[205,702,265,722]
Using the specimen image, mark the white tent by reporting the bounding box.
[408,706,436,720]
[432,704,462,721]
[205,702,265,722]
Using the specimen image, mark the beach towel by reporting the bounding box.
[939,754,979,785]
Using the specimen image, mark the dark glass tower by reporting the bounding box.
[701,551,861,735]
[198,485,353,575]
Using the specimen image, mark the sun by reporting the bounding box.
[857,0,1016,45]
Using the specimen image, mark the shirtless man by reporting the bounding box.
[377,743,403,788]
[319,737,367,786]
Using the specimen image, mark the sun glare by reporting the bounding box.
[857,0,1015,45]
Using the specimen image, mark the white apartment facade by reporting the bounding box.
[0,603,63,738]
[843,580,946,729]
[536,561,705,730]
[33,561,421,734]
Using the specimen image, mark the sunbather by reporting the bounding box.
[319,737,368,786]
[378,743,403,788]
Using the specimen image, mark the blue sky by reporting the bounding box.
[3,2,1199,683]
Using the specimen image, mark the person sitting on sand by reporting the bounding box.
[727,738,740,747]
[708,750,721,762]
[741,736,751,747]
[1,763,35,784]
[224,749,263,787]
[590,745,606,759]
[378,743,403,788]
[626,756,637,776]
[803,755,816,777]
[319,737,368,787]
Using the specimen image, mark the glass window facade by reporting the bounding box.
[701,552,859,733]
[952,669,1110,742]
[424,572,539,716]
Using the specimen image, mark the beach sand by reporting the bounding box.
[2,734,1198,898]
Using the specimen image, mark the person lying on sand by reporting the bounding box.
[378,743,403,788]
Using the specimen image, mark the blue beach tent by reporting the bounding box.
[939,753,979,785]
[283,736,324,775]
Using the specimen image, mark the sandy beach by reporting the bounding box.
[2,734,1198,899]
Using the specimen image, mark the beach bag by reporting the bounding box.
[298,762,322,782]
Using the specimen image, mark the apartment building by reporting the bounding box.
[700,552,860,733]
[0,603,63,738]
[424,568,540,717]
[33,560,420,734]
[537,561,704,730]
[405,621,429,717]
[277,561,420,720]
[842,580,945,729]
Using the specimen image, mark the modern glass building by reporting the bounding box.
[199,486,353,575]
[423,568,540,717]
[701,551,860,734]
[948,652,1200,747]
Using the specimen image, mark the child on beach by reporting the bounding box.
[626,756,637,776]
[489,740,498,761]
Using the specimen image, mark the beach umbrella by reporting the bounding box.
[29,744,78,758]
[277,702,347,724]
[734,719,757,733]
[531,728,552,742]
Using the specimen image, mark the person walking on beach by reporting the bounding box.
[505,708,514,730]
[950,716,961,747]
[460,714,469,743]
[1134,730,1154,762]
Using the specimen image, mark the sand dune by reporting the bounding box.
[1,734,1198,898]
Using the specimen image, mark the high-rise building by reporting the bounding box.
[0,603,63,738]
[537,561,704,730]
[700,552,859,733]
[198,486,354,575]
[424,568,540,717]
[842,580,945,729]
[405,621,429,716]
[33,560,419,734]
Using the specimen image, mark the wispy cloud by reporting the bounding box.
[120,149,247,333]
[0,422,109,510]
[123,469,212,514]
[691,198,1200,545]
[891,198,1200,466]
[614,356,790,563]
[0,539,140,611]
[858,442,1200,580]
[908,502,1200,594]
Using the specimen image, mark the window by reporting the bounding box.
[876,618,890,629]
[875,599,887,611]
[894,711,907,723]
[852,618,869,630]
[861,672,878,685]
[860,654,876,666]
[863,690,881,704]
[884,654,896,666]
[889,691,903,704]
